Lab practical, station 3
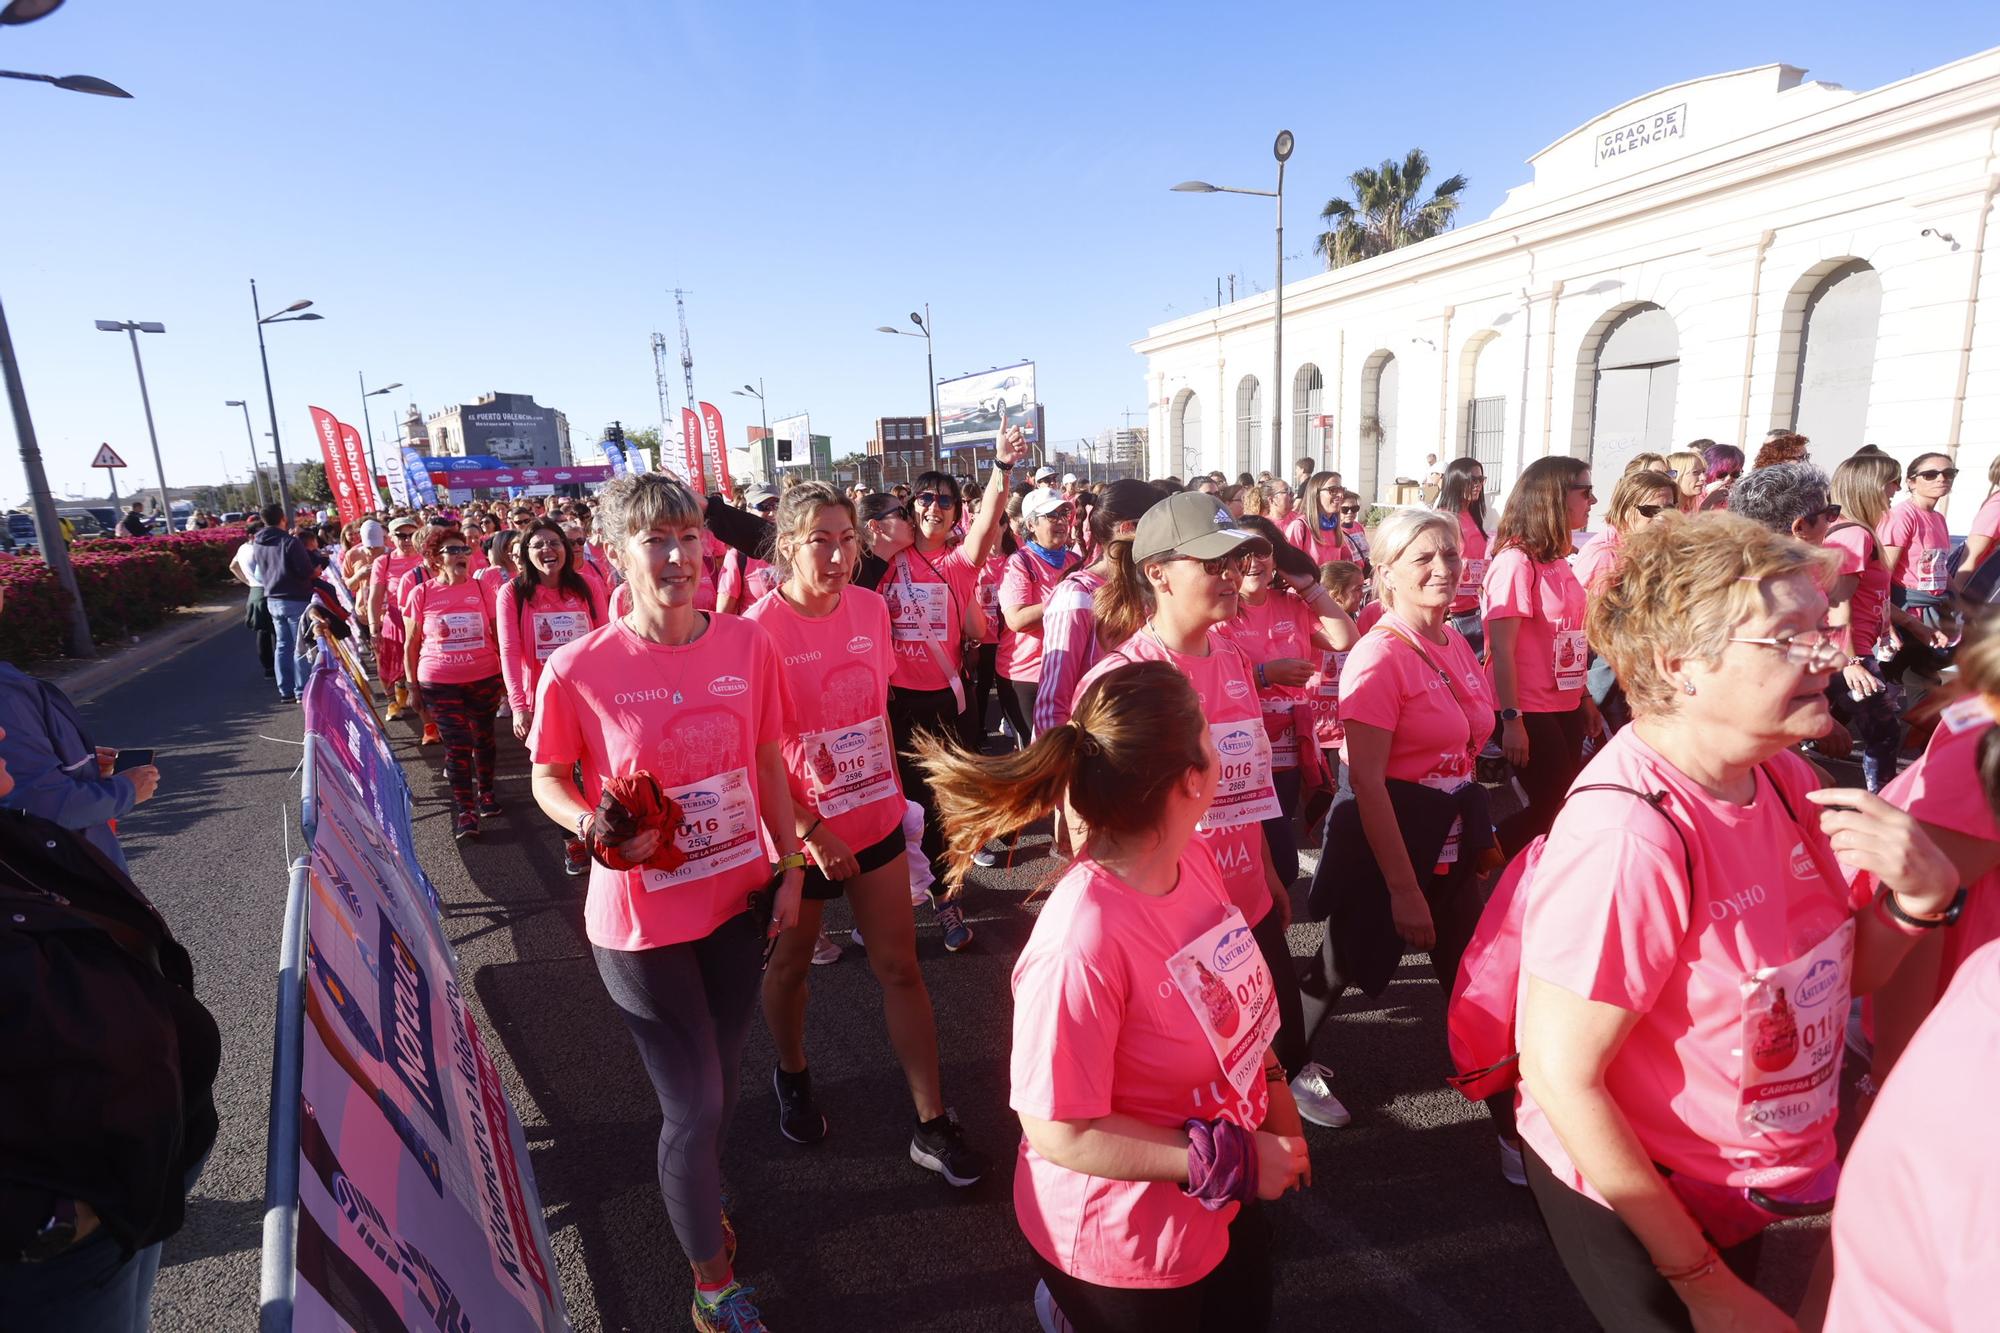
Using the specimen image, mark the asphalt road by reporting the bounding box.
[85,627,1830,1332]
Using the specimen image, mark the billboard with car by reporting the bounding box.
[937,361,1038,452]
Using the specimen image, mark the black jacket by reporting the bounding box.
[252,524,318,600]
[0,810,221,1260]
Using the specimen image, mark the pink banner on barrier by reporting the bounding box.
[698,401,732,496]
[419,465,613,489]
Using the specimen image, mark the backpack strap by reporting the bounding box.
[1567,783,1694,888]
[1826,520,1879,563]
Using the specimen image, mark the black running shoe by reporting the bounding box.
[453,812,480,842]
[910,1110,988,1186]
[477,790,502,818]
[772,1066,828,1145]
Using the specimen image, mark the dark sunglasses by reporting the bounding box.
[1338,505,1360,515]
[1809,502,1843,523]
[1634,504,1668,519]
[1708,469,1740,482]
[1912,468,1959,482]
[1164,551,1244,576]
[441,544,472,556]
[914,491,957,509]
[754,500,779,514]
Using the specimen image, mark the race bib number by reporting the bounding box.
[438,610,484,649]
[1553,628,1588,692]
[1261,697,1299,769]
[1737,918,1854,1138]
[801,715,898,818]
[1912,547,1949,594]
[1197,719,1281,831]
[531,610,591,661]
[1166,907,1281,1107]
[642,766,765,891]
[1458,557,1487,599]
[885,580,951,644]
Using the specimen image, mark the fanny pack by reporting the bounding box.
[1661,1160,1839,1249]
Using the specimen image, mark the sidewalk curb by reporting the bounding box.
[48,593,247,707]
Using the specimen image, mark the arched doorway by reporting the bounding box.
[1292,364,1324,472]
[1790,260,1882,456]
[1358,351,1398,503]
[1235,376,1262,479]
[1459,331,1506,501]
[1171,389,1203,477]
[1585,303,1679,479]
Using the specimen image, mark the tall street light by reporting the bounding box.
[225,399,268,509]
[358,374,401,507]
[94,319,169,524]
[876,305,939,471]
[732,381,769,479]
[251,282,320,519]
[1174,129,1294,477]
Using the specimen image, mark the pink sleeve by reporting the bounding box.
[1522,813,1689,1011]
[1337,637,1408,732]
[496,585,530,712]
[1482,548,1536,622]
[1033,582,1094,734]
[1356,601,1384,633]
[609,581,629,619]
[1009,943,1124,1121]
[1831,535,1865,579]
[528,657,584,766]
[1877,506,1916,549]
[1974,495,2000,541]
[718,550,744,606]
[999,554,1033,612]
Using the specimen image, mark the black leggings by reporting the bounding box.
[890,684,962,890]
[1249,908,1307,1079]
[1260,766,1303,888]
[1032,1202,1272,1333]
[960,642,999,750]
[592,912,762,1265]
[1497,706,1587,855]
[419,675,503,814]
[997,675,1038,746]
[1524,1146,1763,1332]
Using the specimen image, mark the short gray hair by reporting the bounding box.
[1370,507,1462,609]
[1728,462,1830,535]
[595,472,702,546]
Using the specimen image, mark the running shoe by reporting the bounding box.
[453,812,480,842]
[1498,1135,1527,1188]
[1289,1062,1353,1128]
[690,1282,766,1333]
[1034,1279,1074,1333]
[420,723,441,746]
[811,931,842,966]
[933,898,973,952]
[772,1066,828,1145]
[563,838,590,877]
[476,791,503,819]
[971,847,1001,868]
[909,1109,988,1186]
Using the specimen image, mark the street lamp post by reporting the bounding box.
[875,305,939,471]
[0,294,93,655]
[358,375,402,508]
[225,399,268,510]
[93,319,169,524]
[731,381,771,479]
[1172,129,1294,477]
[250,281,320,519]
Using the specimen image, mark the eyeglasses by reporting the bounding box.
[1728,630,1845,672]
[754,500,779,514]
[1634,504,1668,519]
[1808,502,1842,523]
[1163,551,1245,576]
[914,491,957,509]
[1912,468,1959,482]
[1040,507,1074,522]
[1708,470,1740,482]
[1317,487,1340,497]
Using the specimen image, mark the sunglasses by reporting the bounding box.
[1164,551,1245,576]
[876,507,908,523]
[914,491,957,509]
[754,500,779,514]
[1912,468,1959,482]
[1809,502,1843,523]
[1709,470,1740,482]
[1338,505,1360,515]
[441,544,472,556]
[1634,503,1668,519]
[1039,507,1074,522]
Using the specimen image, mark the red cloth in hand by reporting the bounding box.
[585,772,686,873]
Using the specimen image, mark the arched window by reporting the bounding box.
[1291,364,1324,471]
[1583,303,1679,478]
[1459,332,1506,500]
[1790,261,1882,456]
[1357,351,1398,503]
[1171,389,1203,476]
[1235,376,1262,479]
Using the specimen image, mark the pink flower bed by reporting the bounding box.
[0,525,248,661]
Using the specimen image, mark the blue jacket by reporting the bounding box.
[0,663,134,871]
[252,524,318,600]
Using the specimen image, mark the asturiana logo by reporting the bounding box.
[709,675,748,698]
[832,731,868,755]
[1788,841,1817,880]
[1796,957,1842,1008]
[1223,678,1251,700]
[680,790,721,815]
[847,635,874,654]
[1218,731,1253,757]
[1212,926,1257,972]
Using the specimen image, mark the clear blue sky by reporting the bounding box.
[1,0,1993,505]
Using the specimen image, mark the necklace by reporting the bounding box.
[623,611,708,703]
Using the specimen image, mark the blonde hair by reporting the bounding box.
[915,661,1209,892]
[1241,483,1271,517]
[769,481,854,576]
[1605,470,1678,533]
[596,472,702,545]
[1368,508,1461,610]
[1830,452,1901,533]
[1625,452,1669,475]
[1589,512,1838,718]
[1091,535,1150,651]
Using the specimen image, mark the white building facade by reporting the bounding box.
[1136,53,2000,523]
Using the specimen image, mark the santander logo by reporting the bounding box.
[709,675,748,698]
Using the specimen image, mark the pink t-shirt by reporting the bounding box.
[882,545,979,692]
[1824,524,1890,657]
[1571,528,1621,598]
[1300,521,1350,569]
[1009,843,1271,1289]
[1337,610,1492,783]
[973,549,1007,646]
[1032,567,1107,735]
[1355,600,1385,634]
[406,578,501,685]
[718,547,779,613]
[1482,546,1588,713]
[369,552,425,632]
[1452,510,1490,616]
[1823,939,2000,1333]
[1973,490,2000,542]
[529,614,785,951]
[1218,591,1317,772]
[1075,629,1276,928]
[998,548,1082,683]
[1516,731,1858,1201]
[497,579,603,713]
[743,586,902,856]
[1878,500,1951,595]
[1277,513,1309,550]
[1879,696,2000,993]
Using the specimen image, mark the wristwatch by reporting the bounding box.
[1499,707,1523,722]
[775,851,809,874]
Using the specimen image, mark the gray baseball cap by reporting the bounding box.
[1130,492,1270,566]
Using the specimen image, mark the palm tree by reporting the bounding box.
[1316,149,1468,269]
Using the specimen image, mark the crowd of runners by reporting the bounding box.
[214,428,2000,1333]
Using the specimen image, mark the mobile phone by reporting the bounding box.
[113,748,155,773]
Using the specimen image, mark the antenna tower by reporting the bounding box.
[651,331,673,436]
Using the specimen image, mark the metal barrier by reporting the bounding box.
[258,734,315,1332]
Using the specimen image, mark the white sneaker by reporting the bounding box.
[811,931,842,966]
[1497,1135,1527,1187]
[971,847,1001,868]
[1289,1062,1353,1128]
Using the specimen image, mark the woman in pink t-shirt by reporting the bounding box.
[1877,452,1961,682]
[368,518,426,719]
[921,660,1309,1331]
[1515,513,1961,1333]
[996,489,1082,742]
[1435,458,1490,655]
[1578,470,1678,738]
[1484,455,1605,852]
[526,473,804,1328]
[1825,453,1911,792]
[1950,453,2000,596]
[1267,476,1308,550]
[744,482,991,1186]
[402,526,504,838]
[1297,471,1354,570]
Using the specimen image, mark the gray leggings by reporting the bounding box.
[592,910,762,1263]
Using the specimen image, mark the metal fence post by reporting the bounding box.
[260,733,316,1331]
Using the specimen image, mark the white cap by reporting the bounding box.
[1032,465,1057,481]
[1022,489,1072,523]
[1061,473,1078,485]
[359,519,386,548]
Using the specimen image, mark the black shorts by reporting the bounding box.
[801,823,909,900]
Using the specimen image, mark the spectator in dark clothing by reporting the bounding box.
[117,503,149,538]
[253,502,321,701]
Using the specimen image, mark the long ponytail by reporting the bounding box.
[1091,535,1152,651]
